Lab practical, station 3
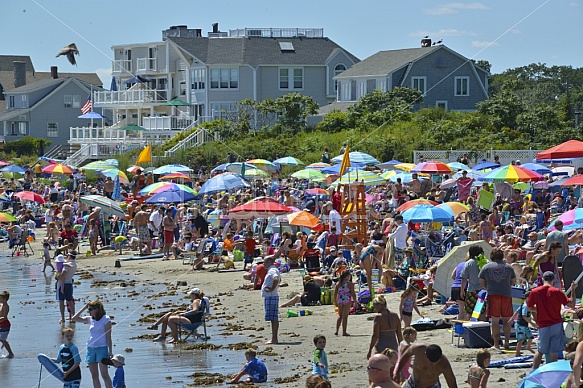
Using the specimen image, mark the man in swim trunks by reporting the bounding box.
[395,343,457,388]
[134,206,152,255]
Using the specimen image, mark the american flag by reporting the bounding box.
[80,94,92,114]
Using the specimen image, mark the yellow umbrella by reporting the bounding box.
[437,202,470,216]
[394,163,416,172]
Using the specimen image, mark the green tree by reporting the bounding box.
[3,136,51,157]
[272,93,319,133]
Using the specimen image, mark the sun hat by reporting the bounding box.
[68,251,77,259]
[188,288,201,295]
[54,254,65,263]
[111,354,125,365]
[330,246,336,251]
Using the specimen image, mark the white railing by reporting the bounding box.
[413,150,543,166]
[64,143,91,167]
[43,144,64,160]
[94,89,168,105]
[136,57,157,72]
[229,28,324,38]
[112,59,132,73]
[142,116,196,131]
[69,127,129,143]
[163,116,216,158]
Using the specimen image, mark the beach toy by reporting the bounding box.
[286,309,298,318]
[306,310,313,315]
[37,353,65,383]
[299,310,306,316]
[295,303,302,307]
[504,362,533,369]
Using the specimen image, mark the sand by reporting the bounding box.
[28,237,528,387]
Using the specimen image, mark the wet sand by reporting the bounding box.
[2,238,527,387]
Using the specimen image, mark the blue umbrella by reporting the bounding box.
[273,156,305,166]
[125,75,151,84]
[78,111,104,119]
[152,164,193,175]
[330,151,380,165]
[320,163,363,175]
[112,176,123,201]
[211,163,229,173]
[145,189,197,204]
[376,160,402,170]
[453,170,484,180]
[520,163,552,175]
[473,161,499,171]
[110,76,117,91]
[388,172,415,184]
[402,204,453,223]
[447,162,470,171]
[1,165,27,174]
[198,173,251,195]
[518,360,571,388]
[225,162,258,175]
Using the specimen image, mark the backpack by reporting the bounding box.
[357,289,371,304]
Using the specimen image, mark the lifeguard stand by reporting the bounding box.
[338,182,369,248]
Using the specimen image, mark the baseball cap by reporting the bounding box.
[111,354,125,365]
[542,271,555,281]
[188,288,201,295]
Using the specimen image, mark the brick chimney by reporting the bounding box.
[13,61,26,88]
[51,66,58,79]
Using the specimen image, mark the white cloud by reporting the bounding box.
[508,28,522,35]
[471,41,500,48]
[94,67,112,88]
[424,2,489,15]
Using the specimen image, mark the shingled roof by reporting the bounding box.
[0,55,34,72]
[169,36,359,67]
[336,46,440,78]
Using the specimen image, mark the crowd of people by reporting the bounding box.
[4,151,583,387]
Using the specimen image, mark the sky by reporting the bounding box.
[2,0,582,86]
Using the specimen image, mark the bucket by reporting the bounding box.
[286,309,298,318]
[306,310,313,315]
[299,310,306,316]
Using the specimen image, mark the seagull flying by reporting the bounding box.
[56,43,79,66]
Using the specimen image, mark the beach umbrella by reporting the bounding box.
[520,163,552,175]
[125,75,151,84]
[198,173,251,195]
[80,195,125,217]
[533,181,550,190]
[546,209,583,231]
[380,170,397,180]
[264,214,293,234]
[306,188,328,195]
[518,360,571,388]
[98,168,129,185]
[78,111,104,119]
[472,161,499,171]
[211,163,229,173]
[161,98,191,106]
[229,197,292,219]
[42,163,75,175]
[321,163,363,175]
[246,159,278,173]
[287,210,322,229]
[291,169,326,180]
[153,164,193,175]
[536,140,583,160]
[512,182,532,192]
[225,162,258,175]
[139,182,197,196]
[332,169,385,186]
[14,191,45,203]
[243,168,270,179]
[1,164,27,174]
[434,241,493,298]
[126,165,142,174]
[452,170,484,180]
[0,161,8,166]
[394,163,416,172]
[145,189,197,204]
[447,162,470,171]
[437,202,470,217]
[481,165,544,183]
[82,160,117,171]
[376,160,402,170]
[396,199,439,212]
[305,162,331,171]
[0,195,10,202]
[560,174,583,187]
[439,178,457,189]
[273,156,305,166]
[331,151,380,165]
[388,172,416,184]
[411,161,452,174]
[112,176,123,201]
[0,212,17,223]
[159,173,192,181]
[401,204,453,223]
[552,166,575,177]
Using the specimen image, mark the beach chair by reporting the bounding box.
[11,230,33,257]
[303,248,321,273]
[178,300,209,341]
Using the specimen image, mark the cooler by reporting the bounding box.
[463,321,492,348]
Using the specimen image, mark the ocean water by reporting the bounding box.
[0,252,249,387]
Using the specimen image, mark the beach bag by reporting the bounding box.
[357,289,371,305]
[444,305,459,315]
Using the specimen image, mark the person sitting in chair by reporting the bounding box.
[7,222,22,249]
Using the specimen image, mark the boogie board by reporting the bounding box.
[119,253,164,261]
[488,355,533,368]
[562,255,583,298]
[37,353,65,383]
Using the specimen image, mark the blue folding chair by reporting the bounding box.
[178,299,209,341]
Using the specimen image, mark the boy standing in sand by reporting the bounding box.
[54,327,81,387]
[0,290,14,358]
[312,335,329,380]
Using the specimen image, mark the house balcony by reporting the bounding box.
[142,115,196,131]
[112,59,132,73]
[69,126,181,147]
[136,57,158,73]
[93,89,168,106]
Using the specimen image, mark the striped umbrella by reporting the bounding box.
[396,199,438,212]
[411,161,452,174]
[305,162,331,171]
[80,195,125,217]
[481,165,544,183]
[330,151,380,165]
[291,169,326,180]
[126,165,142,174]
[139,182,197,196]
[332,169,385,186]
[99,168,129,185]
[380,170,397,180]
[437,202,470,217]
[0,212,17,222]
[273,156,305,166]
[159,173,192,181]
[42,163,75,175]
[246,159,278,173]
[81,160,117,171]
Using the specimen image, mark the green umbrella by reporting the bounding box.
[291,169,326,180]
[81,160,117,171]
[119,123,147,131]
[331,169,386,186]
[161,98,192,106]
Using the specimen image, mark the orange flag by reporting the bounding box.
[135,144,151,164]
[338,144,350,177]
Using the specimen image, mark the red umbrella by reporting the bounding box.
[536,140,583,160]
[411,160,452,174]
[14,191,45,203]
[396,198,438,212]
[229,197,292,219]
[561,174,583,187]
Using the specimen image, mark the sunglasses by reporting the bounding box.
[367,366,383,372]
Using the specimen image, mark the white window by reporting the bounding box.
[72,95,81,108]
[436,101,448,110]
[411,77,426,95]
[47,123,58,137]
[64,95,72,108]
[8,96,14,108]
[455,77,469,96]
[21,95,27,103]
[19,122,26,135]
[191,68,206,90]
[334,64,346,91]
[279,67,303,90]
[210,68,238,89]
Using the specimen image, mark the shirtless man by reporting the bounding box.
[408,174,422,197]
[58,251,78,324]
[368,353,400,388]
[395,343,457,388]
[134,206,152,255]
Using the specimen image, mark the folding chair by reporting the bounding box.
[177,311,208,341]
[303,248,321,272]
[11,230,33,257]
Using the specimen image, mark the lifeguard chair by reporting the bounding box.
[337,182,368,249]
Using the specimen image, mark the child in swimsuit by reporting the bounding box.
[399,282,423,328]
[467,349,490,388]
[397,327,417,383]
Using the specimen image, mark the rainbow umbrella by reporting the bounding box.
[380,170,397,180]
[305,162,331,171]
[98,168,129,185]
[246,159,278,173]
[437,202,470,217]
[396,199,438,212]
[291,169,326,180]
[42,163,75,175]
[0,212,17,223]
[411,160,452,174]
[331,169,385,186]
[481,165,544,183]
[159,173,192,181]
[139,182,197,196]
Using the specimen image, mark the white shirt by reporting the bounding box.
[388,222,408,249]
[328,209,342,234]
[261,265,281,298]
[149,211,163,231]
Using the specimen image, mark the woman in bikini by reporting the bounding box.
[359,242,386,296]
[367,295,402,359]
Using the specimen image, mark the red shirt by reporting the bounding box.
[60,228,78,242]
[526,284,570,328]
[245,238,257,255]
[254,264,267,290]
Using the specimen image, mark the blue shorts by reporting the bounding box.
[85,346,109,364]
[264,296,279,322]
[515,323,534,342]
[538,322,566,354]
[63,380,81,388]
[58,283,74,302]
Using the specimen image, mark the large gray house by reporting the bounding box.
[334,42,489,111]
